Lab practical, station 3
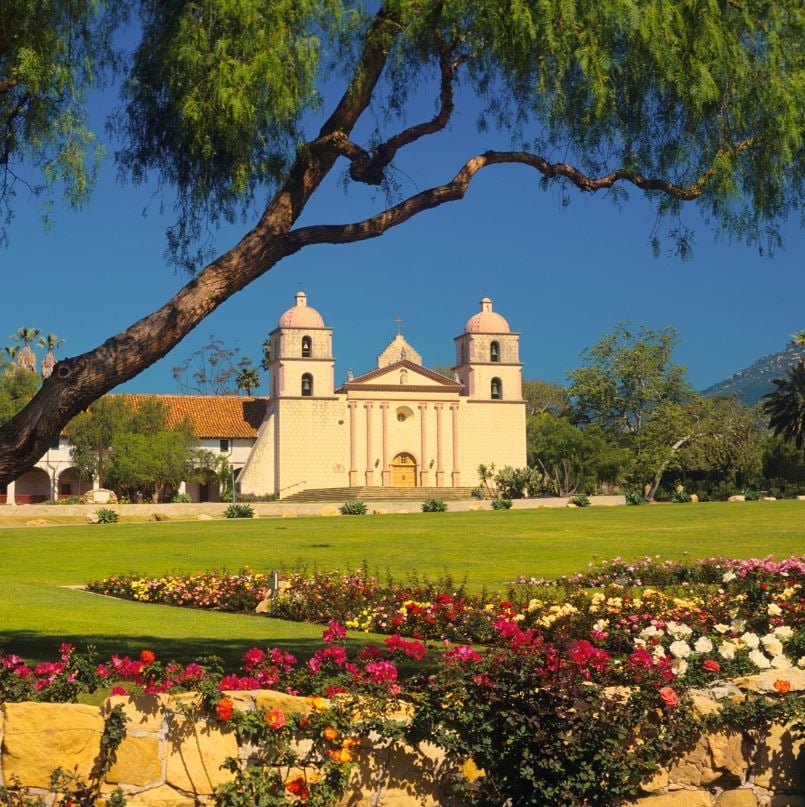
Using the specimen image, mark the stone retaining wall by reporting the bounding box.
[1,686,801,806]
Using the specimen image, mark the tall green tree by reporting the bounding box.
[2,0,802,483]
[763,364,805,451]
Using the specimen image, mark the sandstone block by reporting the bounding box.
[125,784,196,805]
[468,503,483,511]
[797,495,805,501]
[105,694,168,734]
[165,718,237,794]
[86,513,100,524]
[754,722,805,792]
[728,495,745,502]
[716,790,757,807]
[626,791,711,807]
[320,505,340,516]
[254,690,319,716]
[1,702,104,788]
[690,494,699,503]
[282,511,297,518]
[733,669,805,693]
[762,496,777,501]
[770,797,804,807]
[197,513,212,521]
[105,735,162,785]
[373,508,388,515]
[640,768,669,792]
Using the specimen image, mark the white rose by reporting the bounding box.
[722,571,737,583]
[731,619,747,633]
[652,645,666,659]
[761,635,783,657]
[714,624,730,634]
[770,654,792,670]
[741,632,760,649]
[767,602,783,616]
[694,636,713,653]
[798,656,805,668]
[670,640,692,659]
[774,625,793,641]
[748,649,771,669]
[719,642,737,660]
[640,625,661,640]
[667,621,693,639]
[671,658,688,677]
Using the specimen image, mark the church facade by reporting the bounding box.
[0,293,526,503]
[237,292,526,498]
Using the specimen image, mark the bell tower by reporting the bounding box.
[454,298,522,401]
[267,291,334,398]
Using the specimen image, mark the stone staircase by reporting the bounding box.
[282,486,478,503]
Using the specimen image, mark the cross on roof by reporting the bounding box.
[395,316,402,335]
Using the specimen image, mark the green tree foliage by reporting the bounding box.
[2,0,803,484]
[65,396,198,498]
[527,413,628,496]
[235,364,261,396]
[0,362,39,425]
[0,0,119,241]
[763,364,805,451]
[522,379,570,417]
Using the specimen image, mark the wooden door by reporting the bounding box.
[391,453,417,487]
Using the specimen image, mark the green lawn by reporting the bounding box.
[1,502,803,667]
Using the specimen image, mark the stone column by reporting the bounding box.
[364,403,374,486]
[178,481,187,495]
[380,403,390,486]
[6,479,15,505]
[434,404,445,487]
[418,403,429,486]
[450,403,460,486]
[348,402,358,487]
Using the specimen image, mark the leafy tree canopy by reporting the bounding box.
[1,0,802,483]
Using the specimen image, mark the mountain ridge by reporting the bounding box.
[701,343,805,406]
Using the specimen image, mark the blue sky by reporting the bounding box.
[2,60,802,395]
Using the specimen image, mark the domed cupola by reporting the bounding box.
[454,297,522,401]
[464,297,511,334]
[267,291,334,399]
[278,291,325,329]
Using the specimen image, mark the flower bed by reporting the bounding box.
[5,555,805,804]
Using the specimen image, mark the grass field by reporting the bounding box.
[1,502,803,667]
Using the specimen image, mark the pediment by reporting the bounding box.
[337,360,461,392]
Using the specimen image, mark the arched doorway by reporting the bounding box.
[391,452,417,487]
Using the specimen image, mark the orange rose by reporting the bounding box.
[306,695,327,711]
[139,649,156,665]
[323,726,339,741]
[285,774,310,800]
[215,697,234,721]
[658,687,679,709]
[773,679,791,695]
[327,748,352,764]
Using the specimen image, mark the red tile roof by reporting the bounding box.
[119,394,267,438]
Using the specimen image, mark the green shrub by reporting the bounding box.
[490,497,512,510]
[58,496,83,505]
[625,491,647,506]
[421,499,448,512]
[569,494,590,507]
[470,487,484,500]
[671,489,692,504]
[339,500,367,515]
[224,503,254,519]
[742,488,761,501]
[96,508,119,524]
[171,492,192,503]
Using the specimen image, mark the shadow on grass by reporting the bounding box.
[0,630,375,669]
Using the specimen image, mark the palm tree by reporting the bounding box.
[790,330,805,369]
[762,364,805,450]
[235,366,261,396]
[10,327,40,372]
[37,333,65,379]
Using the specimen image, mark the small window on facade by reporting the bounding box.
[491,378,502,399]
[51,438,61,450]
[301,373,313,397]
[490,341,500,362]
[220,439,230,452]
[301,336,312,358]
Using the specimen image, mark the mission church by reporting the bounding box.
[1,293,526,503]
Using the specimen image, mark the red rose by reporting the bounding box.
[659,686,679,709]
[703,659,720,673]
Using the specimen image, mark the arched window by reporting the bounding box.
[491,377,502,400]
[301,373,313,397]
[301,336,312,358]
[490,341,500,362]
